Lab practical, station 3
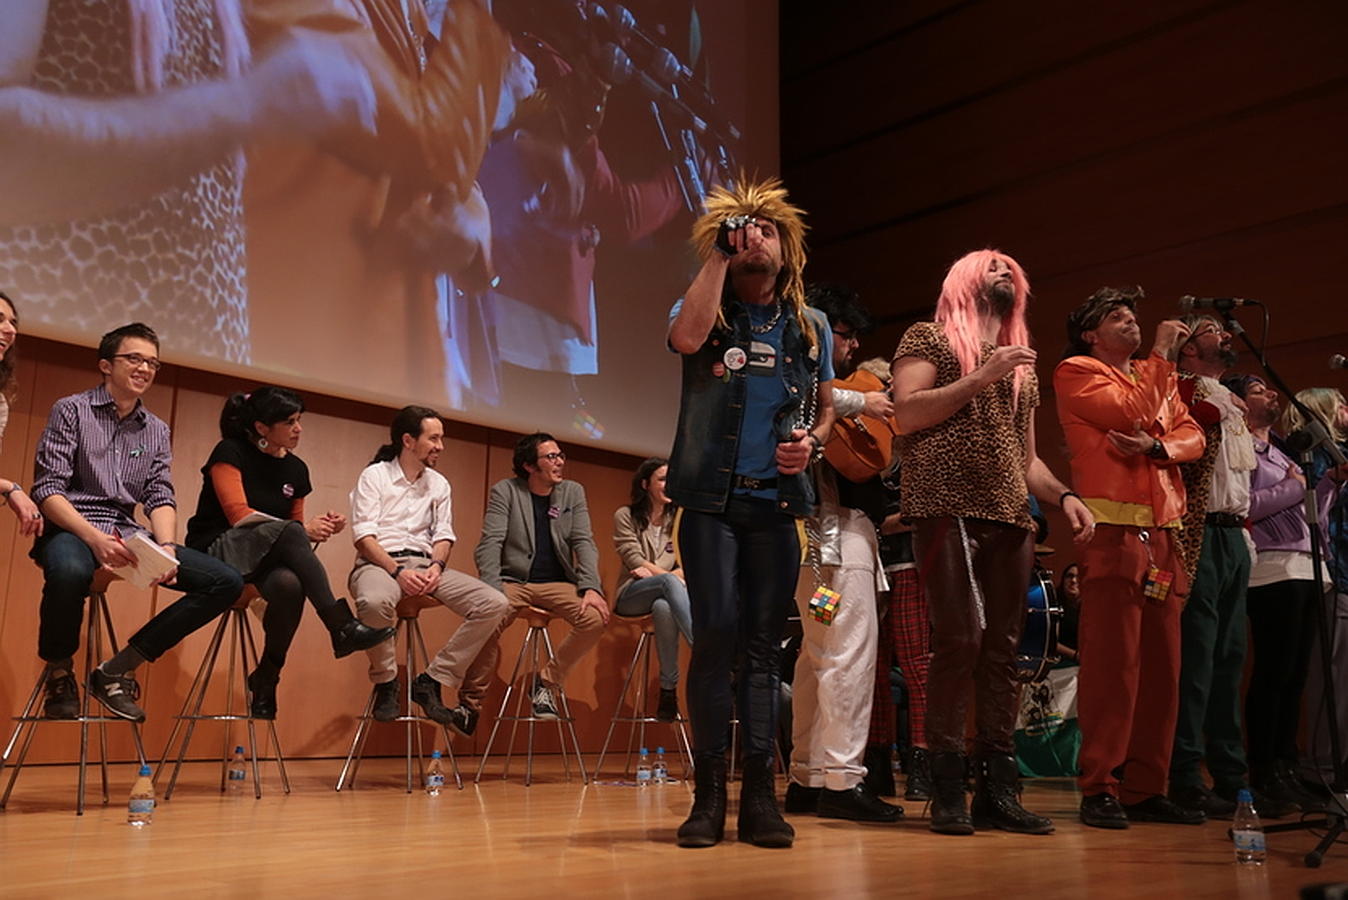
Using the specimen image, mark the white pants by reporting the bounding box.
[790,507,880,790]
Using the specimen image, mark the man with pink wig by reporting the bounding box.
[892,248,1094,836]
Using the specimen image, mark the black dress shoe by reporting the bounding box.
[783,781,820,814]
[1216,784,1295,819]
[246,670,278,720]
[372,679,399,722]
[411,672,454,725]
[1080,792,1129,829]
[1169,784,1235,820]
[817,783,904,823]
[1121,794,1205,825]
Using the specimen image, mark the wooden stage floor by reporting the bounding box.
[0,757,1342,898]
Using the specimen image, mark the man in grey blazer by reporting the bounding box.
[464,432,608,718]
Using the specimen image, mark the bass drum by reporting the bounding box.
[1017,568,1063,684]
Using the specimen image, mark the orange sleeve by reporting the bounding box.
[290,498,305,522]
[209,464,255,525]
[1054,355,1173,432]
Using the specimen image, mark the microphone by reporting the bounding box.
[1331,354,1347,370]
[1178,296,1258,314]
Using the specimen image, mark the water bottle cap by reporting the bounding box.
[138,764,152,776]
[431,750,442,759]
[656,746,665,753]
[234,745,244,753]
[639,747,649,755]
[1236,788,1253,803]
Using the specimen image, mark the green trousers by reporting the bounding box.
[1169,524,1251,791]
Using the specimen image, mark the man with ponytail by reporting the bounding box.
[891,250,1094,837]
[349,406,509,733]
[667,177,835,849]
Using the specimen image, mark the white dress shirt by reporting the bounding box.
[350,458,456,555]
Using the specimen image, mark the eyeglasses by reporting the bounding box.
[832,329,860,345]
[111,353,162,372]
[538,451,567,462]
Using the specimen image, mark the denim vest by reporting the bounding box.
[667,299,825,517]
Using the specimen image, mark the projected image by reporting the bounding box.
[0,0,772,454]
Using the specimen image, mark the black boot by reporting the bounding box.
[905,746,932,802]
[862,743,896,797]
[322,599,396,659]
[246,669,278,720]
[737,754,794,847]
[929,751,974,835]
[970,754,1054,834]
[656,688,679,723]
[678,753,728,848]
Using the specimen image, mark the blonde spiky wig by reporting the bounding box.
[691,176,815,351]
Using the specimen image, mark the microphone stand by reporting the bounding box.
[1223,310,1348,867]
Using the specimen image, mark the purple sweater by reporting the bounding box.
[1249,435,1338,553]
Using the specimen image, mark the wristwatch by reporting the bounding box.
[1,483,21,500]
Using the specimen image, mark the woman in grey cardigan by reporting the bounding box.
[612,457,693,721]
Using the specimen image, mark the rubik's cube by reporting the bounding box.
[1143,566,1174,604]
[808,587,841,625]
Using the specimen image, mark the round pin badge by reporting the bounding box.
[711,362,726,377]
[723,347,748,371]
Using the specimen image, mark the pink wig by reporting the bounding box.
[130,0,250,92]
[935,249,1031,406]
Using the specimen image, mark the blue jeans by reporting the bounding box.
[35,530,244,663]
[614,573,693,690]
[677,496,801,757]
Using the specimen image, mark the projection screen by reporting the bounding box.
[0,0,779,456]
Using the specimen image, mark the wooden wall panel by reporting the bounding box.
[782,1,1348,574]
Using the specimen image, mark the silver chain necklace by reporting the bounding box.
[749,301,783,334]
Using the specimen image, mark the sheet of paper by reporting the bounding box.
[122,532,179,588]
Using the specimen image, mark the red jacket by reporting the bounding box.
[1054,353,1205,526]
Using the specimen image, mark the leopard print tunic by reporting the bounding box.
[0,0,249,363]
[894,321,1039,531]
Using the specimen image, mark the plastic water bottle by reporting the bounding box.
[636,747,653,786]
[1232,789,1267,865]
[227,746,247,794]
[128,764,155,827]
[426,750,445,796]
[652,747,669,783]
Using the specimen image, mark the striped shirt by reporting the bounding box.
[31,385,175,537]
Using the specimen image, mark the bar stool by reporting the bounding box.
[336,594,463,792]
[156,585,290,799]
[593,614,693,781]
[474,606,588,786]
[1,570,149,815]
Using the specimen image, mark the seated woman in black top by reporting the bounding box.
[186,388,394,717]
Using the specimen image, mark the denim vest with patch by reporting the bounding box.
[667,301,824,517]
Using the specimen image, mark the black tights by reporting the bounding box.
[250,521,343,679]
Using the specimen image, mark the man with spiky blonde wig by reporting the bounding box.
[892,249,1094,836]
[666,178,835,849]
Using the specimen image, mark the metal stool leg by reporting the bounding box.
[592,631,649,779]
[537,627,588,784]
[474,629,533,783]
[157,605,284,799]
[409,618,463,790]
[238,615,289,793]
[158,613,228,798]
